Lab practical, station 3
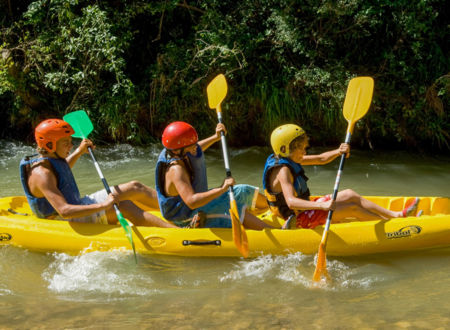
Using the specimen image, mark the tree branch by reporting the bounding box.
[176,1,205,14]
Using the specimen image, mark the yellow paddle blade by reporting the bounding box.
[207,74,228,110]
[343,77,374,133]
[312,241,329,282]
[229,201,249,258]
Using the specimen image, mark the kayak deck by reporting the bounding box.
[1,196,450,257]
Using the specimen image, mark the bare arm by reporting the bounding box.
[197,123,226,151]
[66,139,95,168]
[277,167,332,211]
[301,143,350,166]
[30,165,116,219]
[168,164,233,209]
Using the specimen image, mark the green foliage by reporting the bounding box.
[1,0,137,139]
[0,0,448,152]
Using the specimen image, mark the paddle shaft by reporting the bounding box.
[321,131,351,236]
[313,132,351,281]
[216,110,237,202]
[313,77,374,282]
[86,146,124,219]
[63,110,137,262]
[206,75,248,258]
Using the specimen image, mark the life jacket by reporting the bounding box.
[19,155,82,218]
[262,154,310,219]
[155,146,208,222]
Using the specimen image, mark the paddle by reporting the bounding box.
[312,77,374,282]
[63,110,138,263]
[206,74,249,258]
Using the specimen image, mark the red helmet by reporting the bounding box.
[162,121,198,149]
[35,119,75,152]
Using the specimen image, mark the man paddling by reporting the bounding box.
[263,124,420,229]
[155,121,272,229]
[20,118,176,228]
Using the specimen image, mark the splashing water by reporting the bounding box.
[220,253,391,291]
[42,251,160,299]
[0,288,12,296]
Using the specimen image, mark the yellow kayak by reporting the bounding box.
[1,196,449,257]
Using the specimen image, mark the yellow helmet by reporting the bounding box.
[270,124,306,157]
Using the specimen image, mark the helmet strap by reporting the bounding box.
[167,148,186,159]
[54,150,65,159]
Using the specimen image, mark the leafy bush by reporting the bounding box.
[0,0,448,152]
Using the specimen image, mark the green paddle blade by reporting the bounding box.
[343,77,374,124]
[117,213,137,263]
[63,110,94,139]
[207,74,228,110]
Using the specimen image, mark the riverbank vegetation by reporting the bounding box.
[1,0,448,152]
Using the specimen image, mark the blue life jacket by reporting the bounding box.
[262,154,310,219]
[19,155,82,218]
[155,146,208,222]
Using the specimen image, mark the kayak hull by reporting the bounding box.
[1,196,450,257]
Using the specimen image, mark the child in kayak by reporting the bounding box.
[20,119,176,228]
[263,124,420,229]
[155,121,271,229]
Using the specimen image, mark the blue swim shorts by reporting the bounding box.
[195,184,259,228]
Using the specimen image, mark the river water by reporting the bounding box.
[1,140,449,329]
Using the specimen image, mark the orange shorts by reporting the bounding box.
[296,195,331,229]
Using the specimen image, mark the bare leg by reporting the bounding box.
[332,203,381,221]
[242,209,273,230]
[106,200,177,228]
[333,189,401,220]
[113,181,159,210]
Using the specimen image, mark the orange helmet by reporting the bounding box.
[162,121,198,150]
[35,119,74,152]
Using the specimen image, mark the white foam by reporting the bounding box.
[0,288,12,295]
[42,251,160,298]
[220,253,309,283]
[220,253,388,291]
